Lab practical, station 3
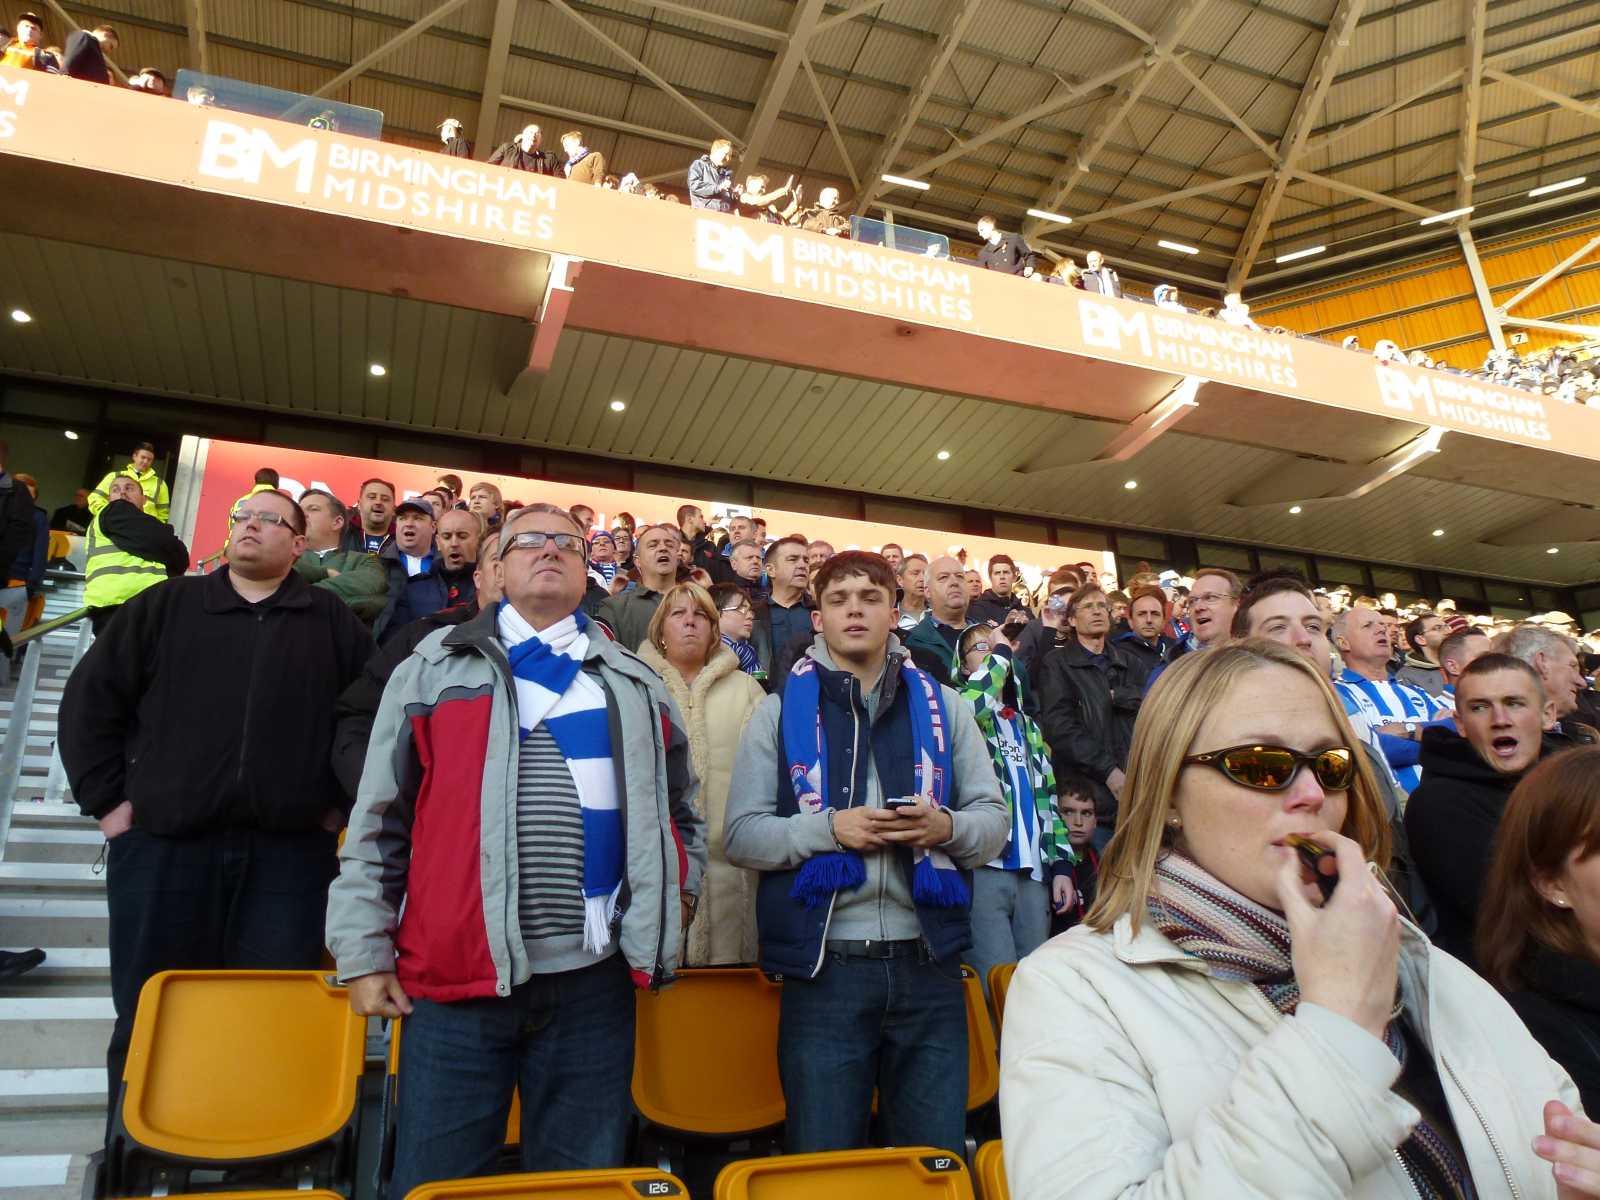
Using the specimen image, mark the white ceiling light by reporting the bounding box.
[368,363,387,377]
[881,174,930,191]
[1547,546,1561,554]
[1275,245,1326,263]
[1157,239,1200,255]
[9,308,31,324]
[63,430,79,441]
[1289,505,1302,514]
[935,449,951,461]
[609,399,626,412]
[1432,528,1444,537]
[1026,207,1072,224]
[1528,176,1586,197]
[1419,206,1474,226]
[1123,479,1138,490]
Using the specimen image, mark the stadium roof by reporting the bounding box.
[28,0,1600,291]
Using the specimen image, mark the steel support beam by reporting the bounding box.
[498,93,707,151]
[1067,170,1272,226]
[855,0,982,213]
[310,0,472,98]
[1498,235,1600,315]
[1458,226,1507,353]
[475,0,518,157]
[1163,52,1280,163]
[545,0,738,142]
[1455,0,1487,211]
[741,0,828,170]
[185,0,210,74]
[800,55,859,192]
[1289,170,1434,217]
[814,0,889,37]
[1483,66,1600,124]
[1229,0,1369,290]
[1502,315,1600,339]
[627,0,786,41]
[1022,0,1211,241]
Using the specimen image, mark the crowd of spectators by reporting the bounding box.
[6,438,1600,1194]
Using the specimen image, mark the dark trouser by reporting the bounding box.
[777,944,969,1156]
[105,825,337,1131]
[389,954,636,1200]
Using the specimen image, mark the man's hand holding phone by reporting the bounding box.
[878,798,954,849]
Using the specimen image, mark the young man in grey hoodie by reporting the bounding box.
[724,550,1008,1158]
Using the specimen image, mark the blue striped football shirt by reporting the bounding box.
[1334,669,1452,793]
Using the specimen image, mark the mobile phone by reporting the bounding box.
[1284,834,1338,901]
[885,797,919,812]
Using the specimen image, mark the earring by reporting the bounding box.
[1167,815,1182,830]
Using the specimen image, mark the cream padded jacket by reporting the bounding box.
[1000,914,1580,1199]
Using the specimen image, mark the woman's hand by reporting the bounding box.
[1536,1100,1600,1197]
[1276,833,1399,1042]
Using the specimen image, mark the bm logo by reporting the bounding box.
[695,220,786,285]
[198,120,319,195]
[1079,300,1153,356]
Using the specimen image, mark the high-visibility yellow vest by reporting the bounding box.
[84,512,170,610]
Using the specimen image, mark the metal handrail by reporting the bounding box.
[0,584,95,860]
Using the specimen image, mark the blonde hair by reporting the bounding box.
[1086,638,1391,933]
[710,138,734,156]
[645,583,720,665]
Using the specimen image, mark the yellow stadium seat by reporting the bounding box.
[106,970,364,1196]
[963,967,999,1112]
[714,1147,975,1200]
[187,1193,345,1200]
[403,1166,689,1199]
[632,967,785,1136]
[985,963,1017,1033]
[973,1141,1007,1200]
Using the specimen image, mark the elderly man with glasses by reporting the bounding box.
[327,502,706,1199]
[59,488,376,1135]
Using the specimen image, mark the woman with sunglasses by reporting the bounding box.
[1001,639,1596,1200]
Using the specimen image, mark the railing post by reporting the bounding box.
[0,637,45,861]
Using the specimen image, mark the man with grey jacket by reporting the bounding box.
[326,502,706,1200]
[725,550,1008,1157]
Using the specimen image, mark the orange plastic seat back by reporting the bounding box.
[632,967,785,1135]
[120,971,364,1162]
[404,1167,688,1199]
[714,1148,975,1200]
[195,1193,344,1200]
[963,967,999,1111]
[974,1142,1007,1200]
[986,963,1017,1033]
[390,1018,521,1145]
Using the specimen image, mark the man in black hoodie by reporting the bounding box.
[968,553,1032,624]
[1405,653,1552,970]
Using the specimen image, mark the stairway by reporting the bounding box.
[0,574,104,1199]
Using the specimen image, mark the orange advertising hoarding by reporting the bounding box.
[2,68,1594,463]
[187,439,1109,588]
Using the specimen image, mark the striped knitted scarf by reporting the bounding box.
[1149,853,1475,1200]
[497,601,624,954]
[958,649,1075,874]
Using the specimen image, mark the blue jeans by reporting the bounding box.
[389,954,635,1200]
[777,947,968,1156]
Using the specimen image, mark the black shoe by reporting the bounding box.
[0,948,46,979]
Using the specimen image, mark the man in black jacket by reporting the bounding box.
[61,23,116,83]
[1079,250,1123,297]
[974,215,1029,275]
[1404,653,1551,970]
[487,124,561,175]
[968,553,1032,624]
[1036,586,1142,827]
[0,443,36,599]
[677,504,720,576]
[58,488,374,1120]
[333,530,501,801]
[374,504,479,644]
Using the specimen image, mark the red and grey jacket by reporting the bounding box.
[326,604,706,1001]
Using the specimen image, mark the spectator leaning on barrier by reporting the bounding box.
[560,130,606,185]
[724,550,1008,1156]
[488,124,561,175]
[292,487,388,624]
[688,138,738,212]
[89,441,170,523]
[61,22,116,84]
[327,502,705,1197]
[798,186,849,237]
[0,11,57,71]
[60,487,375,1125]
[1079,250,1123,298]
[82,475,188,636]
[127,67,168,95]
[739,173,798,224]
[974,214,1029,275]
[437,117,472,159]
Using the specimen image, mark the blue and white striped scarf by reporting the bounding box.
[497,601,623,953]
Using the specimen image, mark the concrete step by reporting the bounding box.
[0,863,105,895]
[8,804,85,826]
[0,897,109,949]
[0,1149,92,1199]
[0,997,115,1078]
[4,829,103,865]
